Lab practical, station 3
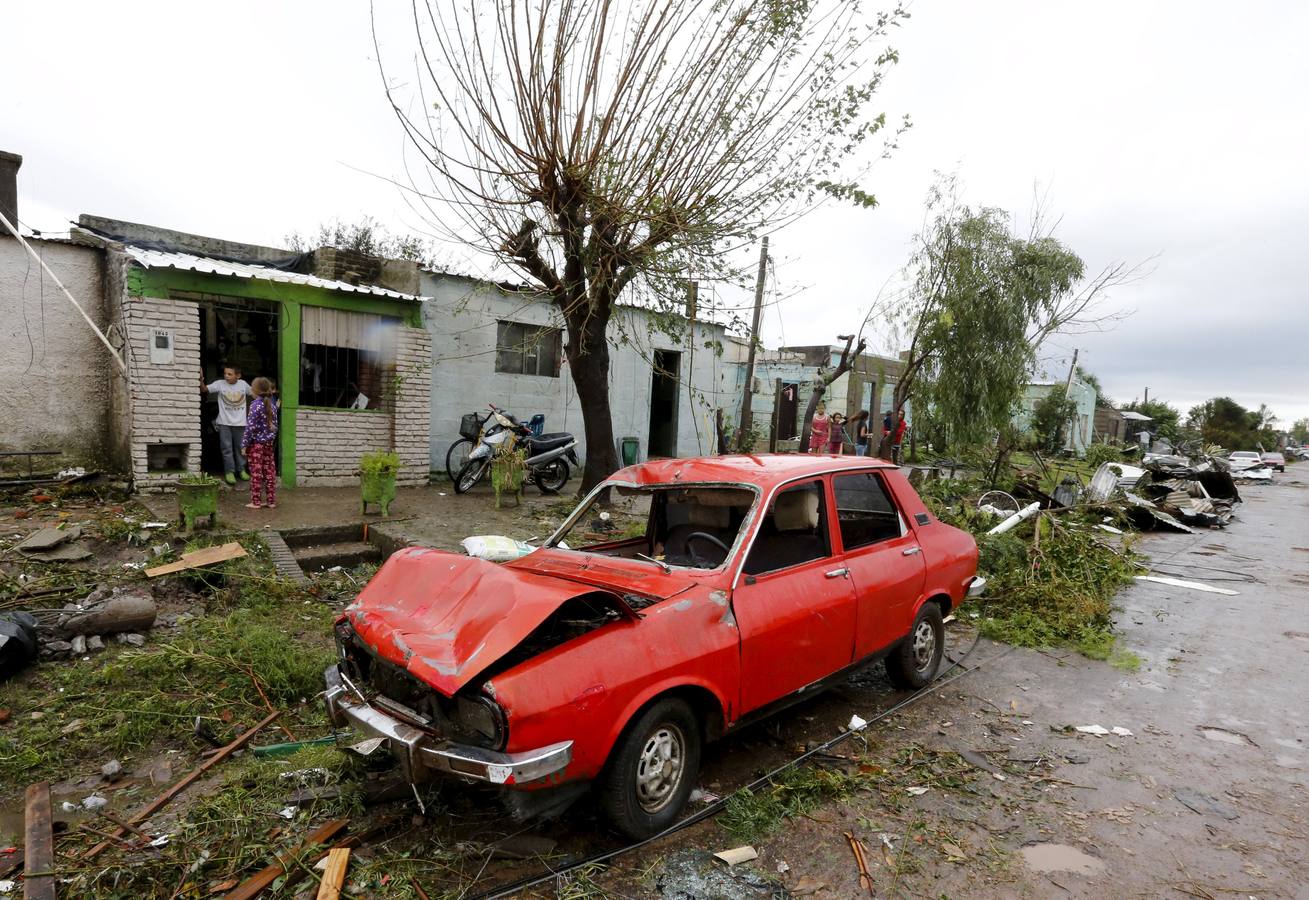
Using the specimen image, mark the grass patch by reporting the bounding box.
[0,557,337,787]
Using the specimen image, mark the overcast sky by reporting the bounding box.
[5,1,1306,424]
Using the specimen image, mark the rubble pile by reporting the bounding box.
[1083,452,1245,534]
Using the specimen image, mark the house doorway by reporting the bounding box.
[777,382,799,441]
[198,297,280,476]
[647,349,681,459]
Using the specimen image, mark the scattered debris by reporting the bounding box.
[23,782,55,900]
[1173,787,1239,820]
[713,846,759,866]
[689,788,721,804]
[847,714,868,731]
[225,818,350,900]
[987,501,1042,535]
[906,786,930,796]
[461,534,536,562]
[1072,724,1133,737]
[843,831,875,895]
[252,734,347,758]
[15,525,92,562]
[1135,575,1239,596]
[0,612,39,679]
[83,709,283,860]
[315,847,351,900]
[145,541,247,578]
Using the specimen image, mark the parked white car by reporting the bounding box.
[1228,451,1263,471]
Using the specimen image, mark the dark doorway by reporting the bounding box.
[778,382,799,441]
[198,297,280,476]
[647,349,681,458]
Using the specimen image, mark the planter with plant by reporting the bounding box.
[360,451,401,516]
[490,447,528,509]
[177,473,221,531]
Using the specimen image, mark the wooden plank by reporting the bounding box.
[84,710,281,860]
[23,782,56,900]
[146,541,247,578]
[314,847,350,900]
[225,818,348,900]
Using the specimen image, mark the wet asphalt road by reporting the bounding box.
[584,469,1309,899]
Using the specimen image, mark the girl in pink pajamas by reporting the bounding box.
[242,378,279,509]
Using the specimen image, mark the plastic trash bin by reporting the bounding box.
[620,436,640,467]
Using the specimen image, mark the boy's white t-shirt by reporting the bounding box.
[207,379,250,426]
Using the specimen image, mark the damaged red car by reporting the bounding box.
[325,455,984,837]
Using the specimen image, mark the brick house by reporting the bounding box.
[1,177,430,489]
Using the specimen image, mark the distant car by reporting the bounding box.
[1228,451,1263,471]
[1260,452,1286,472]
[324,455,983,838]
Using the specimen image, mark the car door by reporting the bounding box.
[732,478,857,714]
[832,471,927,658]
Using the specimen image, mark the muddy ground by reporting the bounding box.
[1,469,1305,898]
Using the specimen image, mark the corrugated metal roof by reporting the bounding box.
[1119,410,1154,421]
[124,247,425,302]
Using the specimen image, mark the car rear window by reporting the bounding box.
[832,472,904,550]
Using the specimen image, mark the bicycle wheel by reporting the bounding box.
[445,438,473,482]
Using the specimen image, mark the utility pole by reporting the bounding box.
[1062,348,1079,453]
[735,236,769,451]
[1143,386,1149,406]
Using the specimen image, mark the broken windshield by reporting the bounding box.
[550,485,757,570]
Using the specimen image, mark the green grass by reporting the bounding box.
[0,555,337,787]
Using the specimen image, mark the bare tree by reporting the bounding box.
[378,0,908,490]
[797,333,867,451]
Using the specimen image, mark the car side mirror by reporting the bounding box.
[744,574,756,586]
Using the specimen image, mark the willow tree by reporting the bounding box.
[873,178,1137,458]
[380,0,909,490]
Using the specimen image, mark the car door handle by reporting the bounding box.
[902,547,921,556]
[824,567,849,579]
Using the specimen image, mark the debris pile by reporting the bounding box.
[1083,453,1244,533]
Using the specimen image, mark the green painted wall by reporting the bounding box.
[131,265,420,486]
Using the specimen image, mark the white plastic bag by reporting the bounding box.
[461,535,535,563]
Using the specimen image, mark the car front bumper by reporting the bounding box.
[967,575,987,598]
[323,665,571,787]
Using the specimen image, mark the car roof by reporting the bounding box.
[609,453,897,490]
[1232,451,1260,456]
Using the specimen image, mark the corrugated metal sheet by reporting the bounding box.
[124,247,425,302]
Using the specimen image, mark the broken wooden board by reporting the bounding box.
[225,818,349,900]
[24,782,56,900]
[315,847,350,900]
[145,541,246,578]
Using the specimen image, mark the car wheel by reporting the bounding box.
[599,697,701,840]
[885,602,944,690]
[453,458,488,494]
[445,438,473,482]
[534,459,569,495]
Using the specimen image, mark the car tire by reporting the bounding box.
[885,602,945,690]
[599,697,701,840]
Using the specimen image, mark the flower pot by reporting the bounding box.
[361,470,397,517]
[177,482,219,531]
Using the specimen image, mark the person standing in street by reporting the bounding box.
[242,377,279,509]
[808,402,831,453]
[201,364,251,485]
[827,413,847,455]
[851,410,871,456]
[891,409,908,464]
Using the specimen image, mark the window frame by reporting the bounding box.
[740,477,838,579]
[831,470,907,553]
[495,320,562,378]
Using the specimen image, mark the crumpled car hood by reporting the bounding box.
[343,547,645,696]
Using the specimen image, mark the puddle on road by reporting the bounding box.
[1020,843,1105,875]
[1198,726,1257,746]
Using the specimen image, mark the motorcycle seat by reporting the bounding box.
[528,434,574,453]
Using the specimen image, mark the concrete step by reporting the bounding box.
[293,541,382,572]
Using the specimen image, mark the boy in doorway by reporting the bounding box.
[200,364,251,485]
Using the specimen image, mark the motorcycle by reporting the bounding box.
[453,405,579,495]
[446,409,545,481]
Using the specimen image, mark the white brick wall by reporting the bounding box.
[294,324,430,487]
[124,294,201,490]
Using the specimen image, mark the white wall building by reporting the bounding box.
[422,271,746,474]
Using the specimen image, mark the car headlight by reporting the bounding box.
[453,694,507,750]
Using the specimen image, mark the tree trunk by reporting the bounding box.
[797,335,865,451]
[562,303,620,494]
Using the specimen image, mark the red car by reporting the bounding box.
[325,455,983,837]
